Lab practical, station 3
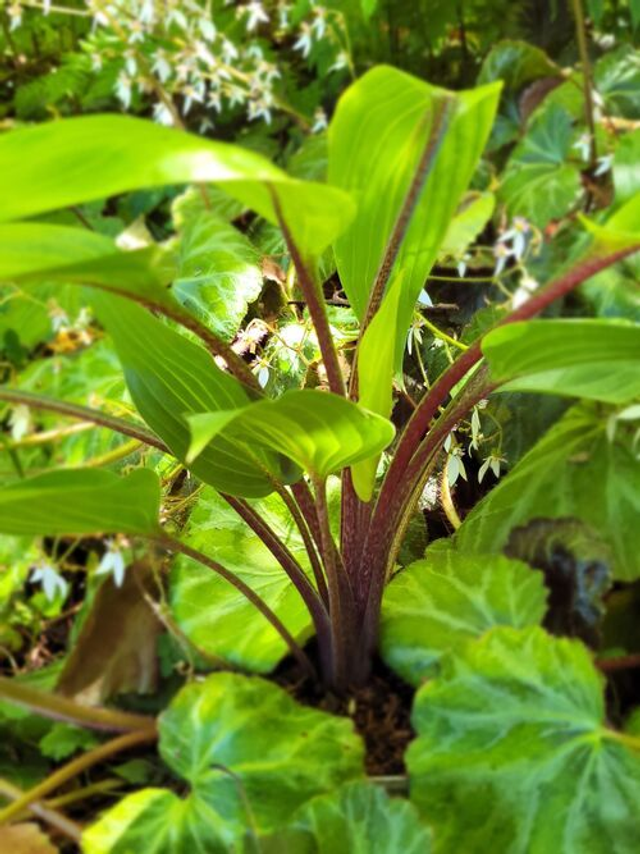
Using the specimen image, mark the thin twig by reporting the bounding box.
[0,778,82,842]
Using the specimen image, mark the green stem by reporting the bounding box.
[0,777,82,842]
[0,728,157,826]
[0,676,156,733]
[570,0,598,170]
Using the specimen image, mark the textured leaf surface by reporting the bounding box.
[408,626,640,853]
[499,104,581,227]
[170,488,313,672]
[265,781,431,853]
[83,673,364,852]
[483,319,640,403]
[174,212,262,341]
[95,293,283,498]
[456,404,640,580]
[329,65,500,336]
[380,547,547,685]
[0,114,355,258]
[0,469,160,536]
[187,389,395,481]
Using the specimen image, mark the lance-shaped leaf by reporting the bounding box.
[456,404,640,581]
[263,781,432,853]
[186,389,395,482]
[0,114,355,258]
[483,319,640,404]
[95,293,286,498]
[82,672,364,852]
[0,469,160,536]
[0,223,179,313]
[439,192,496,258]
[328,65,500,341]
[407,626,640,853]
[380,547,547,685]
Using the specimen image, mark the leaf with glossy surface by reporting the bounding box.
[408,626,640,853]
[483,319,640,404]
[170,488,313,672]
[456,404,640,581]
[264,781,431,853]
[83,673,364,852]
[0,469,160,536]
[173,212,262,341]
[0,114,355,258]
[95,293,283,498]
[187,389,395,482]
[329,65,500,333]
[380,547,547,685]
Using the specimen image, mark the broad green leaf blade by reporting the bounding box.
[0,223,179,313]
[614,130,640,205]
[187,389,395,481]
[174,211,262,341]
[407,626,640,853]
[266,781,432,853]
[351,274,403,501]
[329,65,500,328]
[499,104,582,228]
[170,488,313,672]
[456,404,640,581]
[439,192,496,258]
[483,319,640,404]
[0,114,355,258]
[83,673,364,851]
[0,469,160,536]
[95,293,285,498]
[380,547,547,685]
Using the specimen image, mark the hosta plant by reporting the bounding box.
[0,62,640,851]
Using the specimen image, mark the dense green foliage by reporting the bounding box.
[0,1,639,851]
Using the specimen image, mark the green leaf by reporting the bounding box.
[328,65,501,334]
[95,293,283,498]
[407,626,640,853]
[380,547,547,685]
[483,319,640,404]
[0,222,180,313]
[173,211,263,341]
[0,469,160,536]
[265,781,431,853]
[456,404,640,581]
[478,40,559,92]
[0,114,355,258]
[82,673,364,852]
[187,389,395,482]
[594,46,640,120]
[439,192,496,258]
[169,488,313,673]
[499,104,582,227]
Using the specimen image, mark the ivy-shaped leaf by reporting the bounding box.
[82,673,364,852]
[408,626,640,853]
[380,546,547,685]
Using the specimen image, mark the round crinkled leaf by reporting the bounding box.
[169,488,314,672]
[83,673,364,852]
[261,781,431,853]
[408,626,640,853]
[380,548,547,685]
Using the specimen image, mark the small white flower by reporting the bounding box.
[417,289,432,307]
[498,217,530,261]
[8,3,22,30]
[31,562,68,602]
[511,274,539,309]
[457,252,471,278]
[494,243,511,277]
[573,133,591,162]
[153,102,175,126]
[9,404,31,441]
[152,50,172,84]
[311,6,327,38]
[594,154,613,177]
[294,23,313,57]
[198,16,216,42]
[221,38,239,63]
[478,452,505,484]
[311,107,328,133]
[330,51,349,72]
[124,49,137,76]
[256,363,270,388]
[245,1,269,31]
[115,72,133,109]
[96,540,126,587]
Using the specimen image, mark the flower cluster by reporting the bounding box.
[9,0,351,129]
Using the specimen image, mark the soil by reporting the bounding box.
[274,652,415,777]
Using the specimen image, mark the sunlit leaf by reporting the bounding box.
[83,673,364,852]
[0,469,160,536]
[380,546,547,685]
